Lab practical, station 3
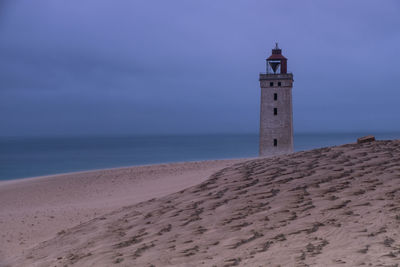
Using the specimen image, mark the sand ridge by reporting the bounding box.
[4,141,400,266]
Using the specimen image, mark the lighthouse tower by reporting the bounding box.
[259,43,294,157]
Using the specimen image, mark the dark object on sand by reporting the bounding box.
[357,135,375,144]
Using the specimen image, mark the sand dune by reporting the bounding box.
[0,159,244,265]
[3,141,400,266]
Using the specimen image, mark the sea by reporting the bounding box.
[1,132,399,181]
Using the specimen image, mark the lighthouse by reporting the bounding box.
[259,43,294,157]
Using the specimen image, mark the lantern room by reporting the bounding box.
[266,43,287,74]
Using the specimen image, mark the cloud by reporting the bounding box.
[0,0,399,135]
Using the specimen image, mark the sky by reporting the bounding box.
[0,0,399,136]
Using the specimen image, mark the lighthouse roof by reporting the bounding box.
[267,54,287,60]
[267,43,287,61]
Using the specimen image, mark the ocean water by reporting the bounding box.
[1,132,399,181]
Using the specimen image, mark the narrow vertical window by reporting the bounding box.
[274,139,278,147]
[274,108,277,115]
[274,93,277,101]
[270,82,273,87]
[278,82,281,86]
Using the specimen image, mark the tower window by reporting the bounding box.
[270,82,273,87]
[274,108,277,115]
[278,82,281,86]
[274,139,278,147]
[274,93,277,101]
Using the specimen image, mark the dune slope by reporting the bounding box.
[0,159,244,264]
[9,140,400,266]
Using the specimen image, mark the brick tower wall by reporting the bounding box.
[259,73,294,157]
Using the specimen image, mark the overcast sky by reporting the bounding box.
[0,0,399,136]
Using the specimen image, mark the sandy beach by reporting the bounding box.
[0,159,245,265]
[2,140,400,266]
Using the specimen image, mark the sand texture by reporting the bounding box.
[3,140,400,266]
[0,159,244,265]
